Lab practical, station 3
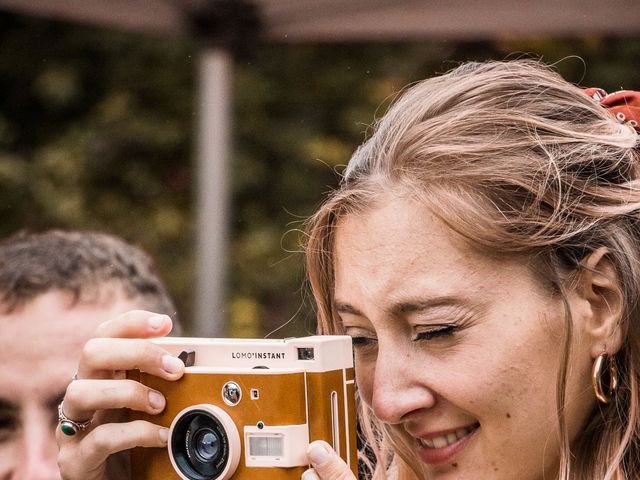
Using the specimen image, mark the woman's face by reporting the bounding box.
[333,193,597,480]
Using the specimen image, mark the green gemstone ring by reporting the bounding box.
[58,401,92,436]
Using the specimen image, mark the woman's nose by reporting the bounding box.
[371,345,436,424]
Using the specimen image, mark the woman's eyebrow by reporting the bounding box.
[335,296,474,317]
[335,302,363,316]
[390,296,465,316]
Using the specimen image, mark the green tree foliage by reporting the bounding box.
[0,13,197,322]
[0,11,638,335]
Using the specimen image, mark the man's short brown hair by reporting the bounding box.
[0,230,179,330]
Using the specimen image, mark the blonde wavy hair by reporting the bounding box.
[304,60,640,479]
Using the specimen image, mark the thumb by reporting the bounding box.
[303,441,356,480]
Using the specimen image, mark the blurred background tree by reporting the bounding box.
[0,10,638,335]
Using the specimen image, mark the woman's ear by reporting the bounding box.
[577,247,624,357]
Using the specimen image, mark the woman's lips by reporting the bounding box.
[416,423,480,465]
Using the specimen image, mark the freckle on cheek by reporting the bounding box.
[506,413,511,418]
[451,463,458,468]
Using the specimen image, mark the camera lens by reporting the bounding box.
[194,429,220,462]
[169,406,240,480]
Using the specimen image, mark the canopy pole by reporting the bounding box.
[190,0,261,337]
[194,46,232,337]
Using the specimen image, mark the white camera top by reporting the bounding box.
[150,335,354,373]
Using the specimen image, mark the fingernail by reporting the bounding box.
[148,390,165,410]
[149,315,168,330]
[159,427,169,444]
[162,354,183,374]
[302,470,320,480]
[308,442,330,467]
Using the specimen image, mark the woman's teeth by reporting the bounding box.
[418,425,477,449]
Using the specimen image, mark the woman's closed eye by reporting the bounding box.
[414,324,457,341]
[346,324,458,348]
[351,336,377,348]
[342,327,378,353]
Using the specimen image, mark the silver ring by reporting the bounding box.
[58,401,92,436]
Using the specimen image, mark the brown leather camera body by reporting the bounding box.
[130,336,357,479]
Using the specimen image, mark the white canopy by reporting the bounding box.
[2,0,639,40]
[1,0,638,336]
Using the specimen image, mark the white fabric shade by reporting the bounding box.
[1,0,638,336]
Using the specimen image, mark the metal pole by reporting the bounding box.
[194,46,232,337]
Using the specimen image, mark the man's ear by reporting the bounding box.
[577,247,624,357]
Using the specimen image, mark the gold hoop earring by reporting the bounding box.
[592,351,619,404]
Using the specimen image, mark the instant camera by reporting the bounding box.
[130,335,357,479]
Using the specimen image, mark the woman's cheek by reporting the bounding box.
[355,365,375,406]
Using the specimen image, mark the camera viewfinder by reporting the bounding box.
[178,349,196,367]
[297,347,314,360]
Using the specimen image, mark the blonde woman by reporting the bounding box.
[303,60,640,479]
[57,60,640,480]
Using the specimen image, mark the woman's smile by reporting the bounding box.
[415,422,480,465]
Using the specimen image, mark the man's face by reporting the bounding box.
[0,289,142,479]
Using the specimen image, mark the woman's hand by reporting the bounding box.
[302,441,357,480]
[56,310,185,480]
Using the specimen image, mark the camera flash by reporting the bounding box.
[249,435,284,457]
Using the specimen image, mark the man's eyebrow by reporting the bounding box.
[0,392,66,412]
[0,398,17,411]
[47,391,66,411]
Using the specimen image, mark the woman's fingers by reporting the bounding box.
[63,379,166,422]
[77,337,184,380]
[57,310,181,480]
[57,420,167,480]
[302,441,357,480]
[94,310,173,339]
